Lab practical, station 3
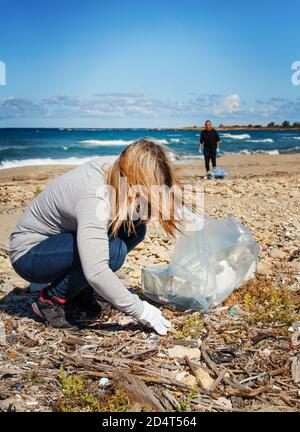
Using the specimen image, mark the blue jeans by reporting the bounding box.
[12,222,146,300]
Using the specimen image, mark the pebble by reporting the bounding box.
[182,373,197,386]
[269,249,288,260]
[292,321,300,331]
[291,333,300,347]
[194,367,214,390]
[257,262,273,277]
[168,345,201,360]
[216,397,232,410]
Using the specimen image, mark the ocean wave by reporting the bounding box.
[280,146,300,154]
[257,149,280,155]
[165,149,201,162]
[239,149,280,155]
[222,133,251,140]
[0,145,27,152]
[79,138,168,146]
[0,156,118,170]
[79,139,134,146]
[1,144,81,152]
[293,137,300,140]
[246,139,274,143]
[170,138,180,143]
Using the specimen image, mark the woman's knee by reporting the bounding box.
[109,237,127,272]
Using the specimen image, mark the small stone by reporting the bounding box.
[292,321,300,331]
[168,345,201,360]
[291,333,300,347]
[175,371,187,382]
[269,249,287,260]
[25,400,38,406]
[182,373,197,386]
[216,397,232,410]
[195,367,214,390]
[257,262,273,277]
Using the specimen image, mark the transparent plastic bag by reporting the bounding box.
[142,217,259,311]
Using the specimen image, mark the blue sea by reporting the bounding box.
[0,128,300,169]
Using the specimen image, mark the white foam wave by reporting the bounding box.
[80,138,168,146]
[281,146,300,153]
[257,149,279,155]
[0,156,118,170]
[222,133,251,140]
[80,139,134,146]
[170,138,180,143]
[0,145,26,151]
[239,149,279,155]
[293,137,300,140]
[246,139,274,143]
[151,139,168,145]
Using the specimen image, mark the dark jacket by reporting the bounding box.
[200,129,220,155]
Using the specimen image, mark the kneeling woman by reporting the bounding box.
[10,140,182,335]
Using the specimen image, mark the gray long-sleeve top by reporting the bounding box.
[10,158,144,319]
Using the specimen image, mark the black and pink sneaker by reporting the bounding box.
[31,288,86,331]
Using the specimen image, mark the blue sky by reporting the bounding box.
[0,0,300,127]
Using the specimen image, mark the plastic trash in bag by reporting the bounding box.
[142,216,259,311]
[207,167,228,179]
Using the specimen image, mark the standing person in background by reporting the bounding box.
[199,120,221,175]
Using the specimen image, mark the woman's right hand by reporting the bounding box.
[138,301,172,335]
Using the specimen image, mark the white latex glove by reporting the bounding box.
[138,301,172,336]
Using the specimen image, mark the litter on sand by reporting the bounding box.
[207,167,229,179]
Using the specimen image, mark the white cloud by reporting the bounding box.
[214,94,241,115]
[0,92,299,124]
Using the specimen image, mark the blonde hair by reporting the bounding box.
[106,139,183,237]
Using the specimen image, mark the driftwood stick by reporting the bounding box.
[124,349,158,360]
[87,370,192,390]
[201,339,251,393]
[113,368,165,412]
[113,339,134,354]
[81,353,151,367]
[209,370,227,393]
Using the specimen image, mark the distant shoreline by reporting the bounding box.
[178,127,300,132]
[1,127,300,131]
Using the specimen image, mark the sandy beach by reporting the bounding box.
[0,153,299,412]
[1,153,300,248]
